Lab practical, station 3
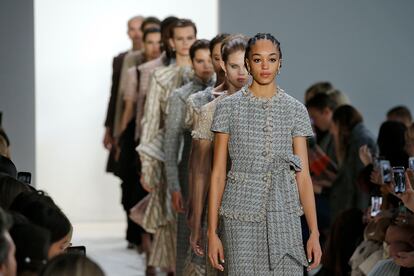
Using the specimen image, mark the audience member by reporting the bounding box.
[0,176,31,210]
[387,105,412,128]
[9,192,72,259]
[0,207,16,276]
[306,93,338,162]
[329,105,377,220]
[40,253,104,276]
[316,208,365,276]
[9,219,50,276]
[0,156,17,179]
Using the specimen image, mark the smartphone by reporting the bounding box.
[370,196,383,217]
[393,166,406,194]
[17,172,31,185]
[66,246,86,256]
[379,160,392,183]
[409,157,414,171]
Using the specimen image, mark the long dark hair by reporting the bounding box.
[321,208,364,276]
[377,121,408,167]
[332,105,363,163]
[10,191,72,242]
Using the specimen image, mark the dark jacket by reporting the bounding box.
[329,123,377,220]
[104,51,127,173]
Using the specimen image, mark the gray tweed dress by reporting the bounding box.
[211,86,313,275]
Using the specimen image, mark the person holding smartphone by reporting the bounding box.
[207,33,321,275]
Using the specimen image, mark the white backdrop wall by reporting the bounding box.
[35,0,218,222]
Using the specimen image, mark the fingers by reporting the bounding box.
[208,251,224,271]
[397,251,409,258]
[306,244,312,264]
[194,244,205,256]
[307,247,322,271]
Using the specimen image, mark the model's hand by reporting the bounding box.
[172,191,185,213]
[103,127,114,150]
[396,171,414,212]
[208,232,225,271]
[306,232,322,271]
[359,145,373,166]
[394,251,414,268]
[190,229,204,256]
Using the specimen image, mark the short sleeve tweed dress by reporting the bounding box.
[211,86,314,275]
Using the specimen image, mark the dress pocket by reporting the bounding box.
[220,171,268,222]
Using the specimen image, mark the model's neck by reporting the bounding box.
[176,54,191,67]
[132,43,141,52]
[227,82,239,95]
[249,81,277,98]
[215,72,226,87]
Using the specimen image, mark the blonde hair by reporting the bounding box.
[0,135,10,158]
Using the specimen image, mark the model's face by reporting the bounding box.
[192,49,214,83]
[144,32,161,60]
[246,40,281,85]
[308,107,333,132]
[222,50,248,90]
[48,230,72,259]
[127,18,143,47]
[0,232,16,276]
[211,42,223,74]
[170,26,196,57]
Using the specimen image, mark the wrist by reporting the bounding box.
[207,229,218,238]
[309,229,320,237]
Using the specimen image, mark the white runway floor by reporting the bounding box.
[72,222,166,276]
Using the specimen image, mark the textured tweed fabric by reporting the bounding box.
[211,86,313,275]
[164,77,215,276]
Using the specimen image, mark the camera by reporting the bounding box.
[409,157,414,171]
[17,172,31,185]
[392,166,406,194]
[370,196,382,217]
[379,160,392,184]
[66,246,86,256]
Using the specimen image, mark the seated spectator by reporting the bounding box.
[0,127,10,159]
[316,208,365,276]
[0,207,16,276]
[9,192,72,259]
[9,218,50,276]
[350,213,393,275]
[387,105,412,128]
[0,156,17,178]
[306,93,338,163]
[329,105,377,219]
[304,81,334,103]
[0,136,9,159]
[40,253,104,276]
[377,121,408,167]
[304,81,350,106]
[0,176,31,210]
[405,123,414,157]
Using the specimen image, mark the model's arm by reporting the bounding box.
[293,136,322,270]
[103,56,123,149]
[120,69,138,134]
[189,139,213,256]
[137,74,162,190]
[208,132,228,272]
[165,92,186,212]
